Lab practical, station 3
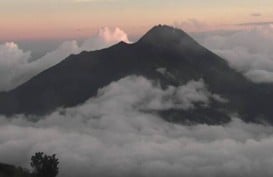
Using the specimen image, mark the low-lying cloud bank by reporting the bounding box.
[193,25,273,83]
[0,27,129,91]
[0,76,273,177]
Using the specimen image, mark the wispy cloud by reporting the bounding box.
[250,13,262,17]
[236,21,273,26]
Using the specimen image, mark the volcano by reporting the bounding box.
[1,25,273,124]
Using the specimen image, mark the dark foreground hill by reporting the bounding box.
[0,163,30,177]
[1,25,273,124]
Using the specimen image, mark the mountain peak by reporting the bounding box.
[137,24,197,48]
[151,24,182,32]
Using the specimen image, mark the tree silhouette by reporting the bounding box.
[30,152,59,177]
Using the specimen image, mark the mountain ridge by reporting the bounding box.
[0,25,273,124]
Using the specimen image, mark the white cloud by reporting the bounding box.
[81,27,130,51]
[245,70,273,83]
[96,76,224,111]
[0,42,31,90]
[0,76,272,177]
[174,79,213,109]
[0,27,130,91]
[98,27,129,43]
[193,25,273,83]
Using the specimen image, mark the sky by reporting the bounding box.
[1,0,273,41]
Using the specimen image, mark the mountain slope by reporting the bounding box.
[1,25,273,124]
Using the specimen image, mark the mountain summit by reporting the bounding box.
[139,25,192,45]
[1,25,273,124]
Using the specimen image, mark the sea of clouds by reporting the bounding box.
[1,76,273,177]
[1,25,273,177]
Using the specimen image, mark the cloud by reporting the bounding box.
[250,13,262,17]
[81,27,130,51]
[236,21,273,26]
[245,70,273,83]
[0,40,81,91]
[173,19,210,32]
[90,76,225,111]
[193,25,273,83]
[0,42,32,91]
[0,27,130,91]
[0,76,272,177]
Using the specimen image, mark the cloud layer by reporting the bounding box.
[0,27,129,91]
[194,25,273,83]
[1,76,273,177]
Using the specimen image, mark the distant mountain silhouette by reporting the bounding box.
[1,25,273,124]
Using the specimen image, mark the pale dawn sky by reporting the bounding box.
[1,0,273,40]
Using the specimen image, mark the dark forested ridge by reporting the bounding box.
[0,163,30,177]
[0,152,59,177]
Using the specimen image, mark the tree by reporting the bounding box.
[30,152,59,177]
